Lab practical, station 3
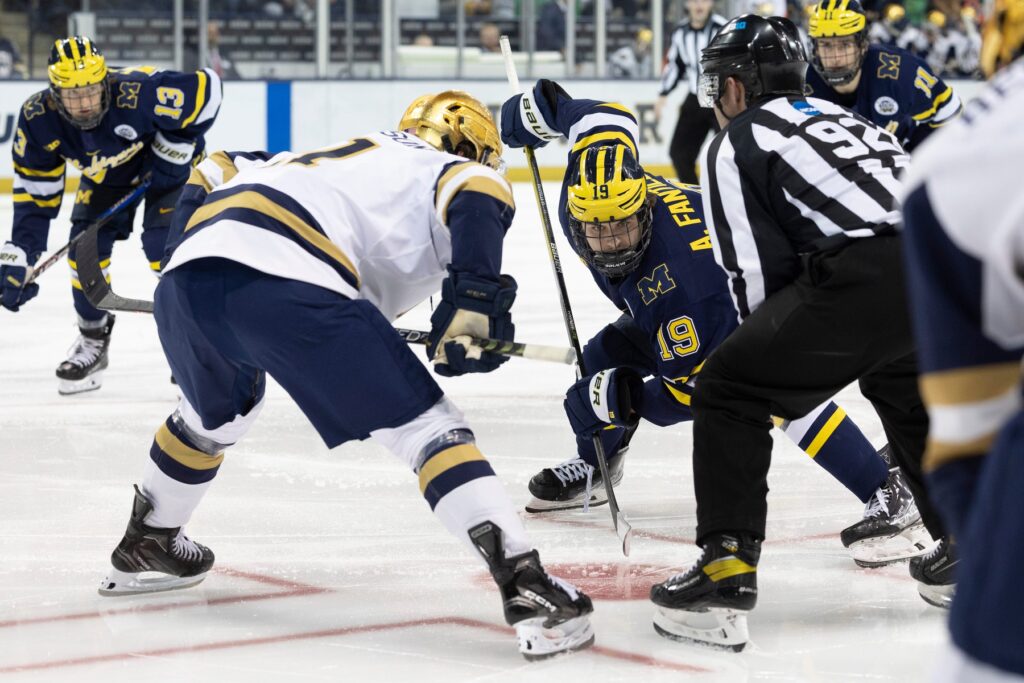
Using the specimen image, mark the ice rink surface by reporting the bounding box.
[0,184,947,681]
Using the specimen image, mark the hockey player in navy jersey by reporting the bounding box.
[902,6,1024,678]
[805,0,962,152]
[0,36,222,394]
[499,79,929,570]
[97,91,594,661]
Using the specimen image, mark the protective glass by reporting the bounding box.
[697,72,719,108]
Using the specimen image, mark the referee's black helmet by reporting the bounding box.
[698,15,807,108]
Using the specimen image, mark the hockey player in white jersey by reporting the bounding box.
[97,91,594,660]
[901,4,1024,678]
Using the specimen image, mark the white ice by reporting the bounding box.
[0,184,947,681]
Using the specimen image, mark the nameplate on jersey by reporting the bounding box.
[637,263,676,305]
[646,178,702,228]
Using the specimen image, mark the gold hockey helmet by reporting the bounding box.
[48,36,110,129]
[981,0,1024,76]
[401,91,505,172]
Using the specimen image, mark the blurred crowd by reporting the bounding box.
[0,0,990,80]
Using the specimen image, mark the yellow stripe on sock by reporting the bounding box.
[804,407,847,458]
[154,424,224,471]
[418,444,486,495]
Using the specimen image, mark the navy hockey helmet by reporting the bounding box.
[698,15,808,109]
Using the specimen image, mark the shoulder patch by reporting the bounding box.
[874,96,899,116]
[792,100,821,117]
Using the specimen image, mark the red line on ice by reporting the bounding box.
[0,616,711,674]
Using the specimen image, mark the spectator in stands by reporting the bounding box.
[413,33,435,46]
[0,35,27,80]
[479,22,502,53]
[537,0,566,52]
[187,21,240,80]
[264,0,314,23]
[466,0,516,18]
[607,27,653,78]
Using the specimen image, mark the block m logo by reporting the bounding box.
[637,263,676,305]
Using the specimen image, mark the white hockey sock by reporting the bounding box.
[433,475,531,559]
[141,458,214,528]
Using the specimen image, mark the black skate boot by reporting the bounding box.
[99,485,215,596]
[909,536,958,609]
[650,532,761,651]
[525,423,636,513]
[56,314,115,395]
[840,446,930,567]
[469,521,594,660]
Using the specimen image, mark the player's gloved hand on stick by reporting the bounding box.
[427,269,517,377]
[564,367,643,437]
[0,242,39,312]
[499,79,570,149]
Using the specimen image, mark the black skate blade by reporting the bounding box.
[521,633,596,662]
[652,621,747,653]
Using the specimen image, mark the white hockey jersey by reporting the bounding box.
[164,131,515,322]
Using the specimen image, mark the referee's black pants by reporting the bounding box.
[690,235,945,544]
[669,93,717,185]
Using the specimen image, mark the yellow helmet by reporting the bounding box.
[566,144,652,277]
[883,3,906,22]
[982,0,1024,76]
[636,28,653,48]
[48,36,110,129]
[927,10,947,28]
[808,0,869,86]
[48,36,107,89]
[401,91,504,172]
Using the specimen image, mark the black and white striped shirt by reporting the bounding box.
[700,96,909,320]
[659,14,728,97]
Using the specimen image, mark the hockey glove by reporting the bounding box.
[0,242,39,312]
[564,367,643,437]
[148,132,196,195]
[427,269,517,377]
[499,79,571,149]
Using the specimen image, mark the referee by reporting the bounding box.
[649,14,944,651]
[655,0,727,184]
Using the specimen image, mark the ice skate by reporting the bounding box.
[56,314,115,395]
[909,536,957,609]
[469,522,594,660]
[99,485,214,596]
[525,424,635,513]
[840,447,930,567]
[650,532,761,652]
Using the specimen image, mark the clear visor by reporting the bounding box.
[481,149,508,176]
[697,72,719,108]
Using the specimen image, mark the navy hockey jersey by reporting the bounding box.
[805,44,961,151]
[10,66,222,260]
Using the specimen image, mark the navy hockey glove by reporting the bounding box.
[0,242,39,312]
[427,269,517,377]
[564,367,643,437]
[148,133,196,195]
[499,79,570,149]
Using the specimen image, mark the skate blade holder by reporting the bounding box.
[848,522,930,568]
[58,372,105,396]
[652,606,750,652]
[515,615,595,661]
[98,567,209,597]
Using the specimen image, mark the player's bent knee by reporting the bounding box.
[371,396,471,470]
[176,394,265,450]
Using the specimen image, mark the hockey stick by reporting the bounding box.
[500,35,633,556]
[75,217,155,314]
[23,179,150,288]
[396,328,575,364]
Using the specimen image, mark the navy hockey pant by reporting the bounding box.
[690,235,943,543]
[154,258,443,447]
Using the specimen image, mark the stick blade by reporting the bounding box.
[617,512,633,557]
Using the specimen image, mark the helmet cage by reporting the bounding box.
[810,31,868,86]
[50,82,110,130]
[567,200,654,278]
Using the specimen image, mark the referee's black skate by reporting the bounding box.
[525,424,636,513]
[909,536,958,609]
[56,314,115,395]
[840,446,930,567]
[469,521,594,660]
[99,485,214,596]
[650,532,761,652]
